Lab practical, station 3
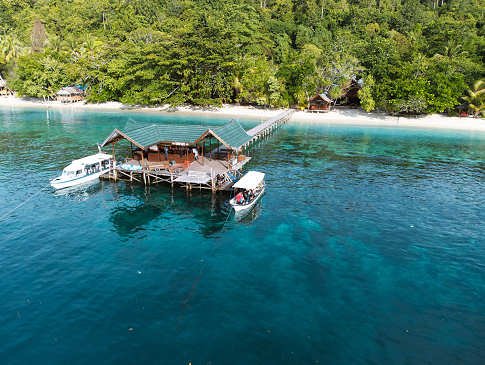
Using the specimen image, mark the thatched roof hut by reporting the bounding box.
[309,93,333,112]
[57,86,84,103]
[0,75,13,96]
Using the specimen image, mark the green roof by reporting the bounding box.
[212,120,252,149]
[102,120,252,150]
[124,124,208,146]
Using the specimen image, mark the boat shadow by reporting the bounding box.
[235,200,263,225]
[51,179,103,199]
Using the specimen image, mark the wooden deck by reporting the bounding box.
[102,155,252,191]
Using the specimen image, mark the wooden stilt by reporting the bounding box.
[112,142,117,181]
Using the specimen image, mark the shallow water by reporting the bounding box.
[1,107,484,364]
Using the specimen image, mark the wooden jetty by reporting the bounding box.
[100,109,294,191]
[246,109,294,141]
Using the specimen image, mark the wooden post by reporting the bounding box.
[201,141,204,166]
[141,151,146,185]
[112,142,117,181]
[211,168,215,192]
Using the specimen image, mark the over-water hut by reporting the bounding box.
[57,86,84,103]
[309,93,333,112]
[100,120,253,190]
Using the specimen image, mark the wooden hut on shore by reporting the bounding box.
[309,93,333,112]
[57,86,84,103]
[0,75,13,96]
[335,78,362,106]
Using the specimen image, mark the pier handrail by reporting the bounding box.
[247,109,294,137]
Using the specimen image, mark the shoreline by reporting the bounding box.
[0,96,484,132]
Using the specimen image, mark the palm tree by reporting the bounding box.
[47,35,63,53]
[0,33,24,63]
[462,80,485,118]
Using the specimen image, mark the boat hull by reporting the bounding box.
[50,169,109,190]
[230,187,265,216]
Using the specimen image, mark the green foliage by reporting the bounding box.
[0,0,483,113]
[462,80,485,117]
[358,74,375,112]
[11,52,74,97]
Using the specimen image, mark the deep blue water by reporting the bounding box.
[1,107,484,364]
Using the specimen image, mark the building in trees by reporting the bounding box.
[57,86,84,103]
[336,79,362,106]
[0,75,13,96]
[309,93,333,112]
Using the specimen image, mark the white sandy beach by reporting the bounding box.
[0,96,484,132]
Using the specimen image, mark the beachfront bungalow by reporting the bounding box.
[0,75,13,96]
[338,78,362,106]
[309,93,333,112]
[100,120,253,190]
[57,86,84,103]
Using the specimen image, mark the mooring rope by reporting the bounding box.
[0,182,51,222]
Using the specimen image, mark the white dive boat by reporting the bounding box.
[229,171,265,215]
[50,153,112,190]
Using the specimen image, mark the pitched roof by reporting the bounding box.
[102,124,208,149]
[57,86,83,95]
[102,120,252,150]
[209,120,252,150]
[310,93,332,103]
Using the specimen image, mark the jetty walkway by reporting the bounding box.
[246,109,294,143]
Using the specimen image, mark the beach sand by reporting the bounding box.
[1,96,484,132]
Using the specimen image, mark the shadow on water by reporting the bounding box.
[236,200,263,225]
[106,182,235,238]
[51,177,265,238]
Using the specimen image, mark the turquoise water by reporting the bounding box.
[1,107,484,364]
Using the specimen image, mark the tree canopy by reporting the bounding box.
[1,0,484,114]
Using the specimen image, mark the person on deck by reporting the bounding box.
[164,147,169,161]
[192,147,199,160]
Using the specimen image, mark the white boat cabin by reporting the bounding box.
[61,153,112,177]
[51,152,113,189]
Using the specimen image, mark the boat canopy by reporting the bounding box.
[65,153,112,170]
[233,171,265,190]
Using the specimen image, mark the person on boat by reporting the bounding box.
[236,192,244,204]
[192,147,199,160]
[243,191,248,202]
[249,189,255,201]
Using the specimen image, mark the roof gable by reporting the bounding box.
[310,93,332,103]
[102,120,252,150]
[57,86,83,95]
[210,120,251,150]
